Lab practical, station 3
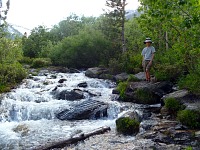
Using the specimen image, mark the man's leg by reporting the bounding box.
[146,69,150,81]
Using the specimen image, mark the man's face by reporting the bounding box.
[146,42,151,47]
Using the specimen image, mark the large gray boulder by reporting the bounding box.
[56,89,84,100]
[56,99,108,120]
[122,81,173,104]
[85,67,108,78]
[162,89,200,111]
[114,72,129,82]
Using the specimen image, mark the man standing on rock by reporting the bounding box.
[141,38,155,82]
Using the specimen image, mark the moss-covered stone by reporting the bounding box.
[116,117,140,135]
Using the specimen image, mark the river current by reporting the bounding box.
[0,71,134,149]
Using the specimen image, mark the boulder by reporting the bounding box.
[69,68,81,73]
[134,72,146,81]
[123,81,173,104]
[58,79,67,83]
[56,99,108,120]
[120,110,142,122]
[56,89,84,100]
[85,67,108,78]
[78,82,88,88]
[114,72,129,82]
[116,117,140,135]
[162,89,200,111]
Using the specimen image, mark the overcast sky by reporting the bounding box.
[5,0,140,33]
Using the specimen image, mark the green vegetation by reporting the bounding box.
[164,98,185,115]
[116,117,140,135]
[177,110,200,129]
[117,81,128,99]
[0,0,199,96]
[31,58,52,68]
[185,146,193,150]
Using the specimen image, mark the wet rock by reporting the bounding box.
[58,79,67,83]
[78,82,88,88]
[56,99,108,120]
[69,68,81,73]
[114,72,129,82]
[56,89,84,100]
[112,88,120,94]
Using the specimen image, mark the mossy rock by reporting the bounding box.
[164,97,186,116]
[116,117,140,135]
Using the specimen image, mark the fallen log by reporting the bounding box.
[33,126,111,150]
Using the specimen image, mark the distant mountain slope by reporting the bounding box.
[7,25,23,37]
[126,10,141,19]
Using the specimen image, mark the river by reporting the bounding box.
[0,71,138,150]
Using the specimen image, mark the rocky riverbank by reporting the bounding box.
[63,67,200,150]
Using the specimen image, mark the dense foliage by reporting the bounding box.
[19,0,200,95]
[0,33,27,92]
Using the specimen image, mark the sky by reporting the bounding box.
[5,0,140,34]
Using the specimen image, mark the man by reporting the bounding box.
[141,38,155,82]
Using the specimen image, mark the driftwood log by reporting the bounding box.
[33,126,111,150]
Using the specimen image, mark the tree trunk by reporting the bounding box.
[122,0,126,53]
[33,126,111,150]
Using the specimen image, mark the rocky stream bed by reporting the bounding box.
[0,67,199,150]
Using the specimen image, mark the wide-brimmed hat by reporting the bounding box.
[144,38,153,44]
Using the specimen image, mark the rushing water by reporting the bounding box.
[0,71,135,150]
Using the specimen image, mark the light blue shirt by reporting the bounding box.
[141,46,155,60]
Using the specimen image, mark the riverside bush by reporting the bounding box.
[177,110,200,129]
[31,58,52,68]
[0,63,27,93]
[178,71,200,95]
[164,98,185,115]
[117,81,128,99]
[116,117,140,135]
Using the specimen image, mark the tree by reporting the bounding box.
[105,0,127,52]
[22,25,51,58]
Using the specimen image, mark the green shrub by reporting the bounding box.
[177,109,200,129]
[0,63,27,93]
[117,81,128,99]
[0,63,27,84]
[108,58,123,75]
[154,64,182,81]
[31,58,52,68]
[185,146,193,150]
[19,57,33,64]
[116,117,140,135]
[178,71,200,95]
[164,98,185,115]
